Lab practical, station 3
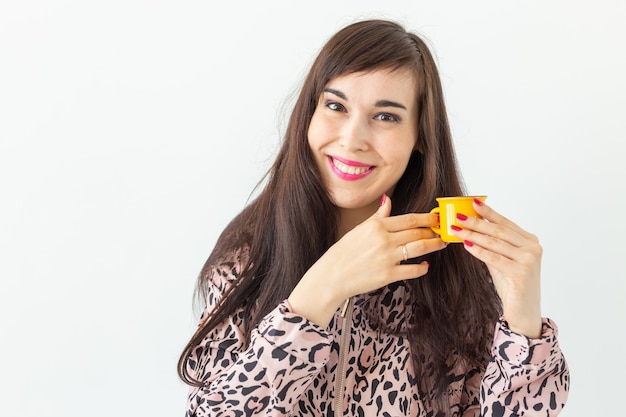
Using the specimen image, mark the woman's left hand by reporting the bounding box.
[451,198,543,339]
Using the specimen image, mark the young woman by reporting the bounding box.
[178,19,569,416]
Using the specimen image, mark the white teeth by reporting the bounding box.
[333,159,369,175]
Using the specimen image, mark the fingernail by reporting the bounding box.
[456,213,468,221]
[464,240,474,247]
[450,225,462,231]
[474,198,484,206]
[379,194,387,206]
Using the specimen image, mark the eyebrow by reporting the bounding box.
[323,88,408,111]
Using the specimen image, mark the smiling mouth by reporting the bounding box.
[332,158,371,175]
[328,156,374,180]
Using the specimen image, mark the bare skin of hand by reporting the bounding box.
[451,199,543,339]
[288,195,446,329]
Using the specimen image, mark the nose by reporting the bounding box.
[338,116,370,151]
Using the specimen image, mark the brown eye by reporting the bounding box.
[325,101,346,112]
[374,112,400,123]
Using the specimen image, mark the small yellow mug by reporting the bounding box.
[429,196,487,243]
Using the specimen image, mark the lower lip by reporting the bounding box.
[327,157,374,181]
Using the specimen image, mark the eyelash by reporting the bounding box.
[374,113,401,123]
[324,101,401,123]
[325,101,346,112]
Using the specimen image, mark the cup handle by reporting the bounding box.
[429,207,441,235]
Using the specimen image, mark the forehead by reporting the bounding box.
[324,68,417,105]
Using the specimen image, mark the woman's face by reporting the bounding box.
[308,68,418,221]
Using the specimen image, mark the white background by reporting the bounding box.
[1,1,624,416]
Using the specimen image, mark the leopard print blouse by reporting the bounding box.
[184,249,569,416]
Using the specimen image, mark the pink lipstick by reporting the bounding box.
[327,156,374,181]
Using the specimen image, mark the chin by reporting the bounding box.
[332,196,379,211]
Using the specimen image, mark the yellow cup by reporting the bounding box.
[429,196,487,243]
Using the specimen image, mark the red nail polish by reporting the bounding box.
[450,225,462,231]
[464,240,474,247]
[456,213,468,221]
[379,194,387,206]
[473,198,484,206]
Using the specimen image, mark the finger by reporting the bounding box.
[390,227,438,245]
[371,193,392,219]
[383,212,439,232]
[450,224,519,260]
[456,212,528,248]
[391,261,431,282]
[460,240,518,273]
[473,199,535,240]
[401,237,447,263]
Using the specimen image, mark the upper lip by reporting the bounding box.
[330,155,373,168]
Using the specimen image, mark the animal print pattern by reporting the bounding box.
[185,249,569,416]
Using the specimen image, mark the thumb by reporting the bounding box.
[373,194,392,218]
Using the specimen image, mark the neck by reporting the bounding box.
[336,201,379,239]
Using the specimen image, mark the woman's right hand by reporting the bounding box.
[287,195,446,328]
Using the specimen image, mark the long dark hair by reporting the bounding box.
[178,19,501,413]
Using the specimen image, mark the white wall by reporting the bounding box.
[1,1,623,416]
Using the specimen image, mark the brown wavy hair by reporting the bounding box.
[178,19,501,414]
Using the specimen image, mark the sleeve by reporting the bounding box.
[184,257,333,417]
[473,317,570,416]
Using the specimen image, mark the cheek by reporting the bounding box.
[384,143,414,170]
[308,109,342,151]
[385,149,415,187]
[306,120,328,172]
[394,133,418,170]
[306,125,318,151]
[307,110,326,149]
[307,115,321,151]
